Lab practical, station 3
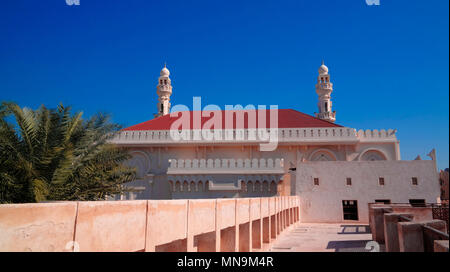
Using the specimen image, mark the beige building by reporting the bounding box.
[110,63,441,223]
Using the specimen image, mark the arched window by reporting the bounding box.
[126,151,151,179]
[360,150,387,161]
[309,149,338,161]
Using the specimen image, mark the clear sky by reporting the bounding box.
[0,0,448,169]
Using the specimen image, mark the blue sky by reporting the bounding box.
[0,0,448,169]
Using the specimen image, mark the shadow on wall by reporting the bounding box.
[326,240,373,252]
[0,196,300,252]
[337,225,371,234]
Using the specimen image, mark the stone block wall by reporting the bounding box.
[0,196,300,252]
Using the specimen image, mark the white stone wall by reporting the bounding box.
[117,140,400,200]
[295,160,440,223]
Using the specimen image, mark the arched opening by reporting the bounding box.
[126,151,151,179]
[309,149,338,161]
[254,181,261,193]
[270,181,277,194]
[247,181,254,194]
[182,181,189,192]
[241,180,246,192]
[360,149,388,161]
[262,181,269,194]
[190,181,196,192]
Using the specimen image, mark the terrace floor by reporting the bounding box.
[269,223,383,252]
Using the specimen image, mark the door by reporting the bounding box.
[342,200,359,220]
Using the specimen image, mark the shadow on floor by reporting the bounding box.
[326,240,372,252]
[337,225,371,234]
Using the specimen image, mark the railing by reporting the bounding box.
[316,83,333,89]
[315,111,336,119]
[432,204,449,234]
[110,127,397,145]
[169,158,283,169]
[167,158,285,175]
[357,129,397,141]
[423,225,449,251]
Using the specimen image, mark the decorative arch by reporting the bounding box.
[359,148,388,161]
[247,181,254,193]
[190,181,196,192]
[182,181,189,192]
[308,148,338,161]
[240,180,246,192]
[269,180,277,193]
[126,151,151,179]
[175,181,181,192]
[254,181,261,192]
[198,181,204,192]
[262,181,269,193]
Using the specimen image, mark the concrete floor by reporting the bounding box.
[269,223,380,252]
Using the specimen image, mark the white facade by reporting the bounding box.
[295,160,440,223]
[111,63,441,223]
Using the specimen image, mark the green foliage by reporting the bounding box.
[0,102,136,203]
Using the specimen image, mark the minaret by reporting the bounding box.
[154,64,173,118]
[315,61,336,123]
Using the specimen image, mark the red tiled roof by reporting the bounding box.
[122,109,342,131]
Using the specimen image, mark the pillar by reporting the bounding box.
[398,222,424,252]
[384,213,413,252]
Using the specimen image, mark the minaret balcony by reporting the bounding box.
[157,85,172,91]
[315,82,333,89]
[315,111,336,122]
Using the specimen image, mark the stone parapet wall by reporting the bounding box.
[111,127,364,145]
[0,196,300,252]
[368,204,449,252]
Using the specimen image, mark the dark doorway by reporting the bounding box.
[409,199,426,207]
[342,200,359,220]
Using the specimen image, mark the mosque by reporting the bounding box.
[110,62,441,223]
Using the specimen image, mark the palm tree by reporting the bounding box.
[0,102,136,203]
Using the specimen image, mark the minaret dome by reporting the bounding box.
[318,62,329,75]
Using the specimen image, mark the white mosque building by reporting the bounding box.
[110,63,441,223]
